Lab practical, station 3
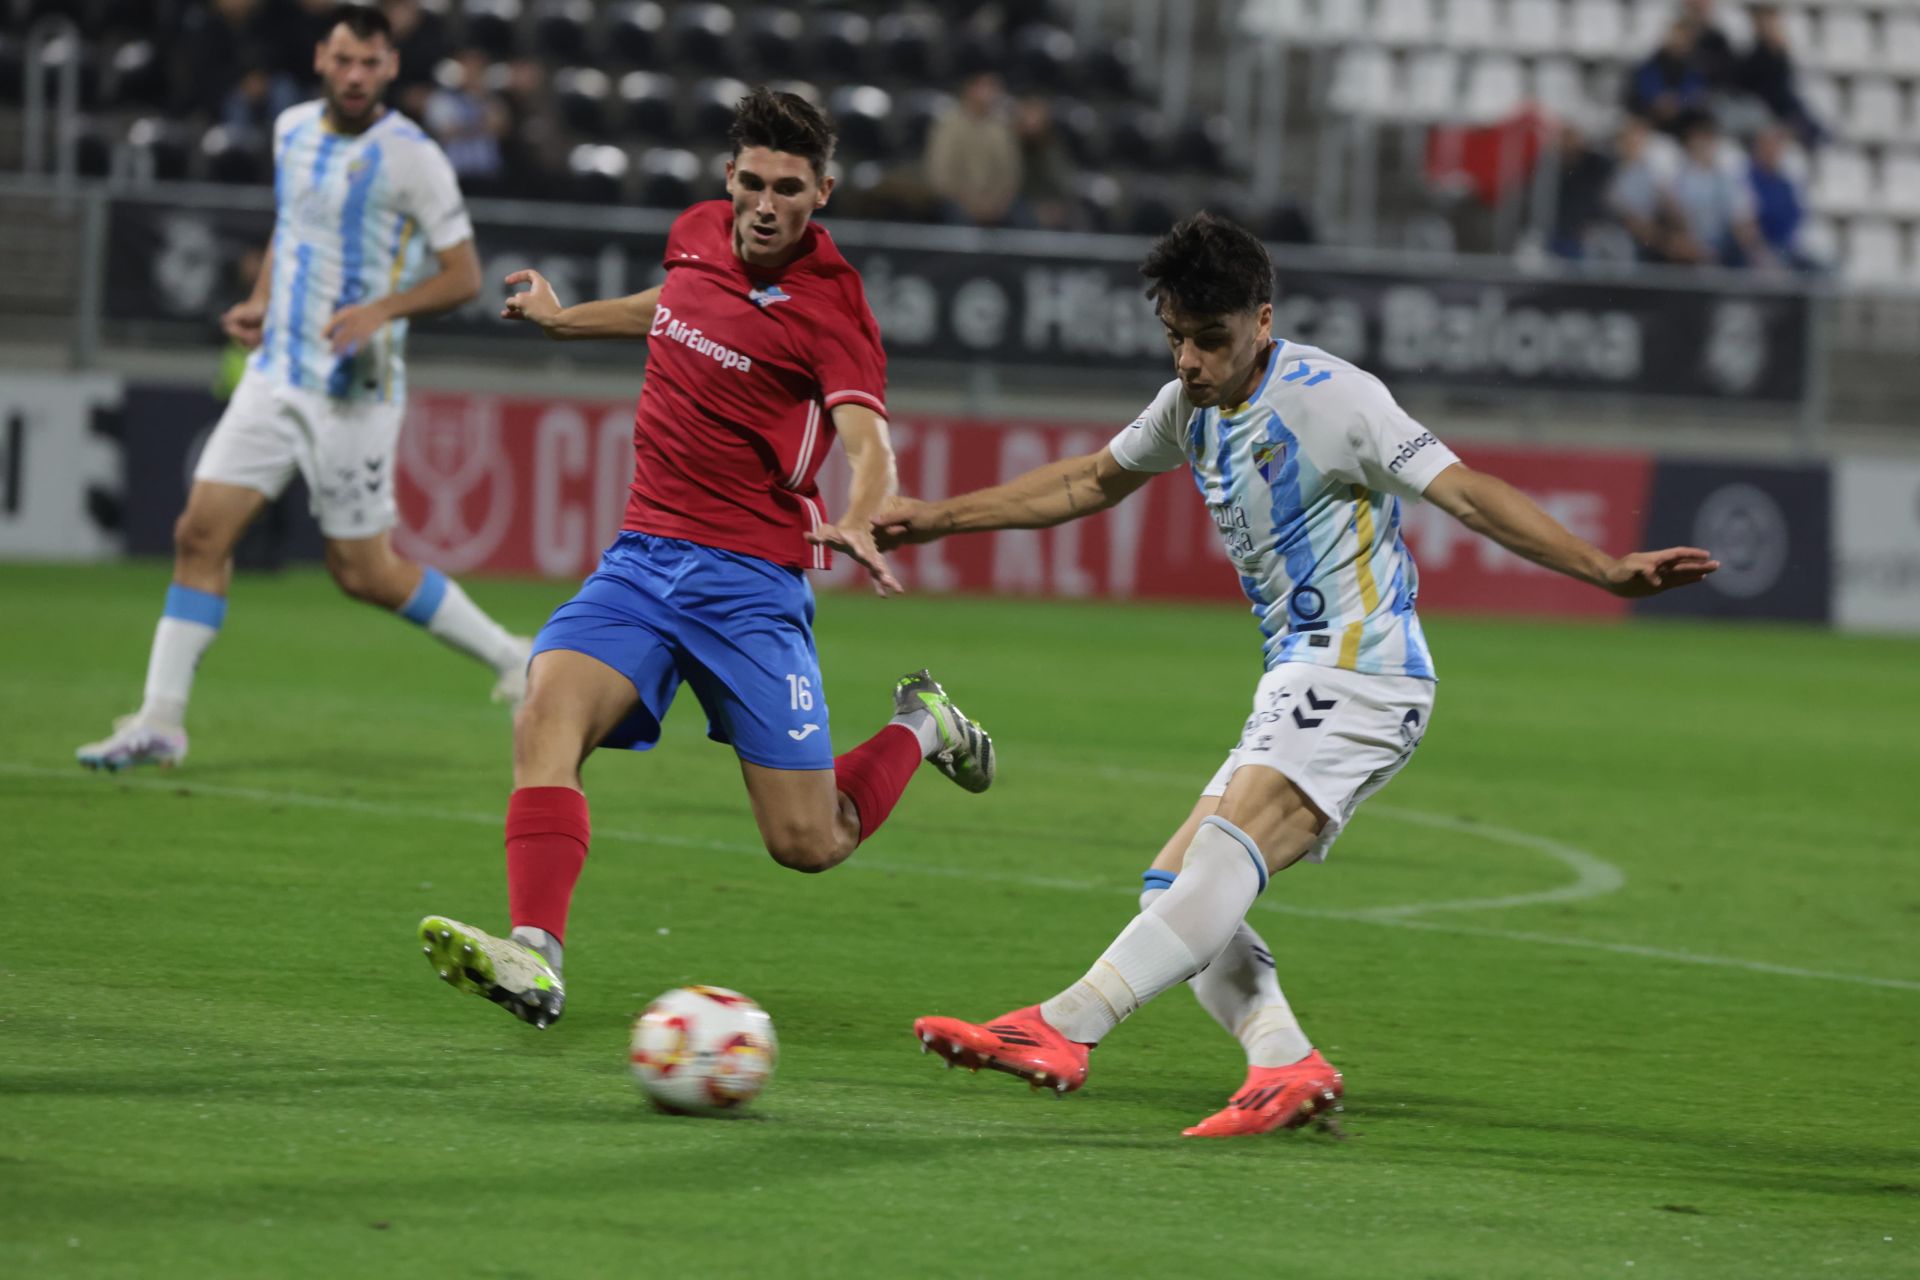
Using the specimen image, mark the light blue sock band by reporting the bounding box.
[1200,815,1268,894]
[399,567,448,626]
[1140,868,1177,893]
[163,583,227,630]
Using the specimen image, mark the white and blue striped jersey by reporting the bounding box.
[252,101,474,403]
[1109,341,1461,679]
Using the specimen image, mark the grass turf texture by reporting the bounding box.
[2,561,1916,1279]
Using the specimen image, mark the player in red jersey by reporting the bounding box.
[417,89,995,1029]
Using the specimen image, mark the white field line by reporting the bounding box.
[10,761,1917,994]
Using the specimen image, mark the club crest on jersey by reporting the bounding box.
[749,283,791,309]
[1253,441,1288,484]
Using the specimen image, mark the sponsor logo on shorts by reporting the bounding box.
[787,723,820,741]
[1387,431,1438,474]
[650,305,754,372]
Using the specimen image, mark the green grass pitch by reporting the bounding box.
[2,561,1916,1279]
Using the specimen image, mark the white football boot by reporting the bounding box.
[75,715,188,772]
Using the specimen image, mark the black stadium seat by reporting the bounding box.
[1083,37,1139,99]
[1050,95,1104,167]
[107,38,166,109]
[896,88,952,158]
[808,10,872,82]
[1073,172,1123,233]
[127,116,191,182]
[1012,24,1076,93]
[610,1,664,66]
[30,31,101,108]
[201,125,263,184]
[0,36,20,102]
[1173,114,1232,175]
[688,77,749,144]
[567,143,628,203]
[618,70,680,142]
[673,3,737,75]
[825,84,892,161]
[534,0,592,63]
[462,0,523,59]
[874,12,940,82]
[1109,105,1168,168]
[1125,185,1178,236]
[553,66,611,138]
[639,147,701,209]
[745,7,804,78]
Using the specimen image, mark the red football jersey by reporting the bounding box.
[622,200,888,570]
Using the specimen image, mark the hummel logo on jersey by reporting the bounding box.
[787,724,820,741]
[749,283,791,309]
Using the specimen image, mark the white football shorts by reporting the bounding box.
[193,371,404,541]
[1201,662,1436,863]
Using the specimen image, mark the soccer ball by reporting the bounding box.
[629,985,778,1115]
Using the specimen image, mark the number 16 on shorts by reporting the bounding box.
[786,674,814,711]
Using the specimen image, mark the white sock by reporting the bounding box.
[1144,883,1313,1068]
[1039,817,1268,1045]
[399,567,522,673]
[137,585,227,728]
[510,925,563,974]
[890,706,943,757]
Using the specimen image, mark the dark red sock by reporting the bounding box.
[505,786,590,942]
[834,723,924,844]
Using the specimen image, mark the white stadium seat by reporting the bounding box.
[1376,0,1437,46]
[1887,15,1920,74]
[1627,0,1671,49]
[1463,53,1526,120]
[1508,0,1563,55]
[1568,0,1625,59]
[1882,151,1920,218]
[1310,0,1373,45]
[1782,8,1817,64]
[1847,79,1906,145]
[1796,213,1838,266]
[1441,0,1501,50]
[1531,57,1589,118]
[1843,219,1904,285]
[1818,9,1875,74]
[1810,146,1874,216]
[1799,72,1843,131]
[1329,46,1399,118]
[1405,48,1464,120]
[1238,0,1310,41]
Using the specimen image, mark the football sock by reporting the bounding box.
[834,724,924,842]
[509,925,563,975]
[1040,817,1268,1045]
[137,584,227,728]
[888,703,943,757]
[505,787,590,943]
[1142,876,1313,1068]
[398,567,523,673]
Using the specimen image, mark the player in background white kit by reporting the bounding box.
[78,6,530,772]
[883,213,1720,1135]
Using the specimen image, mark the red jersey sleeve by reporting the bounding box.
[807,273,888,417]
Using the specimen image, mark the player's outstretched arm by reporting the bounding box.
[326,240,483,355]
[873,447,1152,551]
[500,269,663,341]
[807,405,903,596]
[1423,463,1720,598]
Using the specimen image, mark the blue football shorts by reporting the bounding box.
[531,532,834,770]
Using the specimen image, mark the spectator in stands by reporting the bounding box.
[220,53,299,145]
[1733,5,1824,147]
[1011,94,1080,231]
[1745,123,1815,269]
[1626,19,1710,134]
[176,0,297,115]
[496,56,567,194]
[426,48,506,192]
[925,71,1024,228]
[1665,111,1769,267]
[1606,114,1670,261]
[1547,118,1617,260]
[383,0,449,120]
[1682,0,1737,88]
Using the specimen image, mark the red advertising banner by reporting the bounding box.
[391,391,1653,619]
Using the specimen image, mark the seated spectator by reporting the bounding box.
[1733,5,1824,147]
[221,54,300,144]
[384,0,450,120]
[924,71,1023,228]
[1548,118,1617,260]
[1746,123,1815,269]
[1682,0,1736,88]
[425,48,506,190]
[1606,115,1670,261]
[1665,112,1769,267]
[1012,94,1080,231]
[176,0,295,115]
[1626,20,1709,134]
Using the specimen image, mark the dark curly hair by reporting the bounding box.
[729,86,837,177]
[1140,212,1274,319]
[324,2,392,43]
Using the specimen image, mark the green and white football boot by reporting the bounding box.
[418,916,565,1030]
[894,668,996,794]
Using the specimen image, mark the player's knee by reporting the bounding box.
[762,826,840,874]
[172,513,226,567]
[328,558,384,604]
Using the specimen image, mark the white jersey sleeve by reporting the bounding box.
[391,136,474,252]
[1325,372,1460,501]
[1106,380,1192,474]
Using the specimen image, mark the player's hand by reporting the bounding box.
[324,301,391,356]
[1603,546,1720,598]
[808,522,904,597]
[221,299,266,349]
[501,269,564,332]
[870,496,937,551]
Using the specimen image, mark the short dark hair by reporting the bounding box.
[729,86,837,176]
[325,3,393,44]
[1140,212,1274,320]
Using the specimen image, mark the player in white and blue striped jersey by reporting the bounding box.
[886,213,1720,1132]
[77,5,529,773]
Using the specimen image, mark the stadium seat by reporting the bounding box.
[1881,152,1920,218]
[874,12,941,82]
[1404,48,1462,121]
[638,147,701,209]
[1530,57,1590,119]
[745,7,804,78]
[618,70,679,142]
[534,0,591,63]
[610,1,665,66]
[809,10,872,82]
[1887,15,1920,76]
[1508,0,1563,56]
[106,37,166,109]
[462,0,522,60]
[824,85,892,161]
[1237,0,1309,43]
[897,87,956,158]
[1568,0,1626,58]
[553,66,611,139]
[1818,9,1875,74]
[1375,0,1436,48]
[126,115,191,182]
[1048,93,1105,166]
[1462,54,1525,121]
[1108,105,1169,168]
[1173,114,1234,174]
[1846,79,1906,146]
[1124,185,1179,236]
[1797,212,1839,267]
[951,29,1006,79]
[1781,7,1816,64]
[1081,36,1139,98]
[1072,171,1124,232]
[98,0,161,37]
[1799,72,1843,131]
[28,29,100,107]
[1625,0,1671,50]
[1012,24,1078,92]
[1842,218,1904,285]
[1307,0,1371,47]
[673,3,737,75]
[0,35,19,103]
[1329,47,1399,120]
[1440,0,1500,51]
[567,143,629,203]
[200,125,262,184]
[73,114,111,177]
[1810,146,1874,216]
[688,77,749,145]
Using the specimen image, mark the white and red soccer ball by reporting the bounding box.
[629,986,778,1115]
